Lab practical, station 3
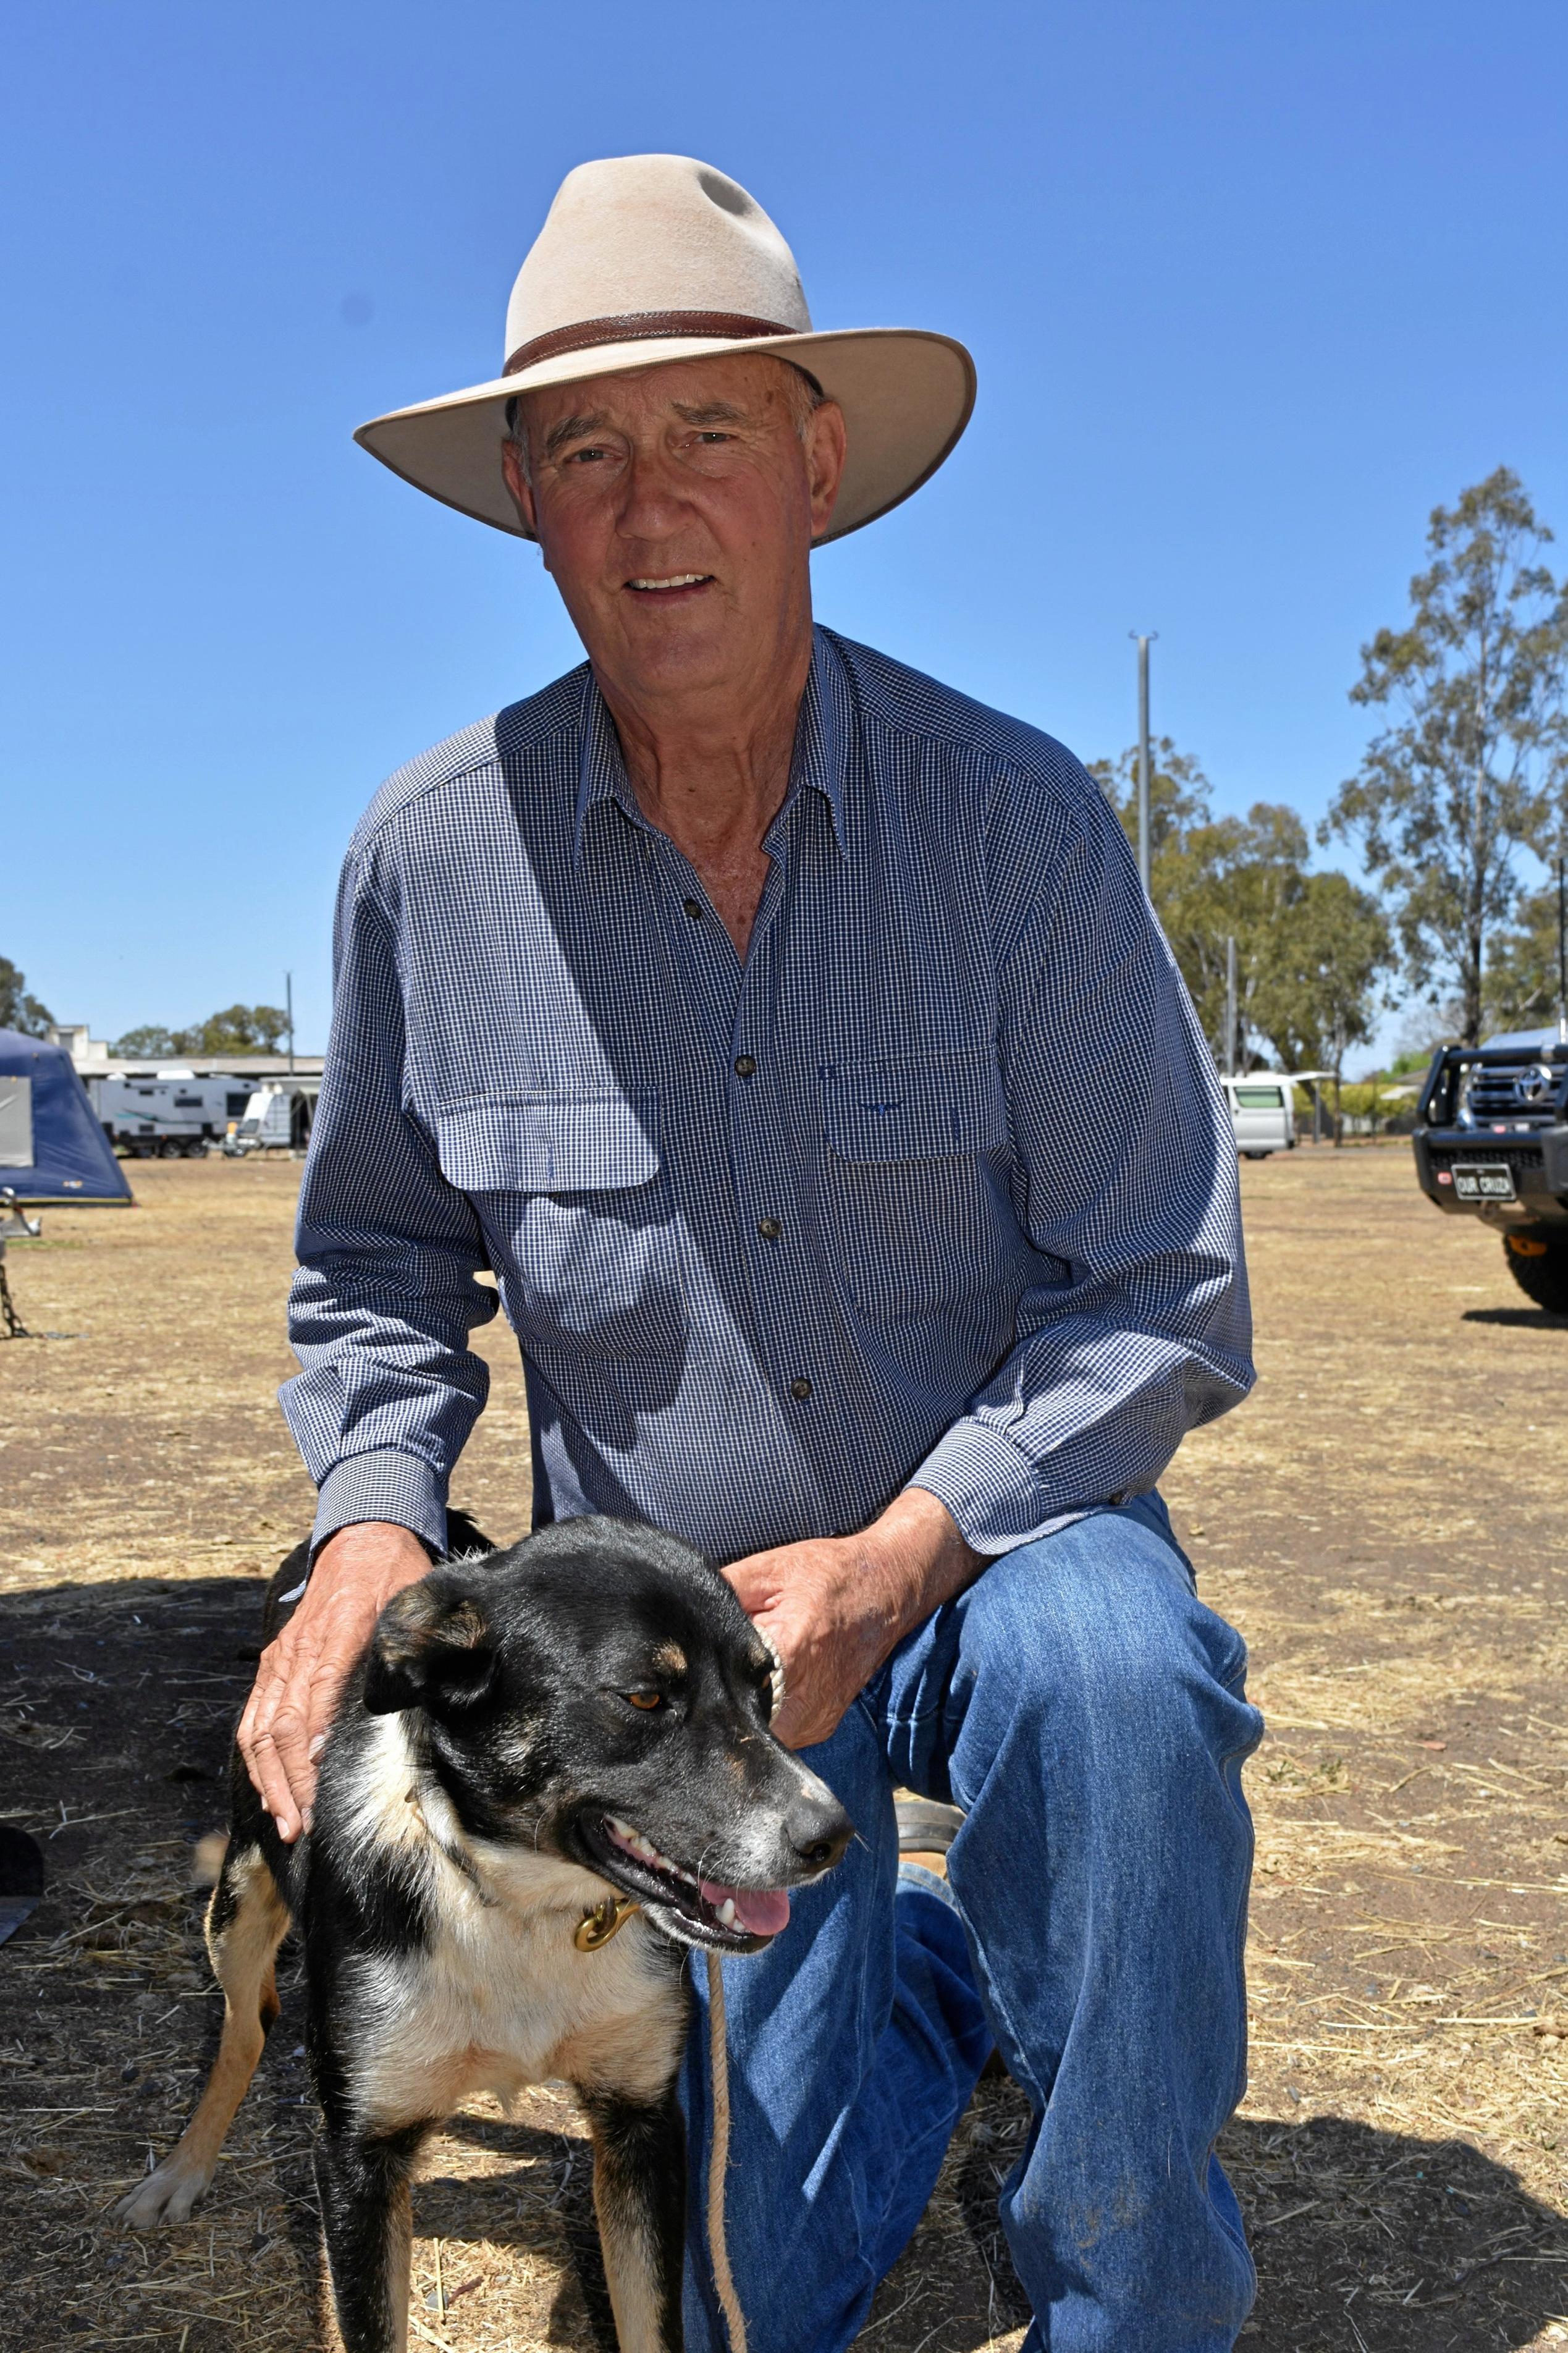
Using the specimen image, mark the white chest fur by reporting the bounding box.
[333,1716,686,2132]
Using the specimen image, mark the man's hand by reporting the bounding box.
[237,1521,432,1843]
[723,1489,980,1751]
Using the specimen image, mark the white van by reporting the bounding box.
[1223,1076,1295,1159]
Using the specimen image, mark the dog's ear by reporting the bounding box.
[363,1578,497,1717]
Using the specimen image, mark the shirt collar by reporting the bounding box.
[573,626,849,865]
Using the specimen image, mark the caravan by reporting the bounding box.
[223,1083,316,1155]
[92,1075,252,1157]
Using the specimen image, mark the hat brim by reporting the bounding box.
[353,327,975,544]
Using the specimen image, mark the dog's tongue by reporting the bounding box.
[699,1878,791,1937]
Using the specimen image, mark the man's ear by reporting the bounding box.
[500,437,539,538]
[363,1576,496,1717]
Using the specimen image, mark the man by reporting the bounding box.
[240,155,1262,2352]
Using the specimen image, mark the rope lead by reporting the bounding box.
[705,1946,748,2353]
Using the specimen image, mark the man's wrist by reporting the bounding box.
[310,1520,435,1592]
[856,1489,980,1647]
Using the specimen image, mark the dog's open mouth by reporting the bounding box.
[583,1813,791,1949]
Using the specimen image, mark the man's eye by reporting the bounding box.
[695,431,732,445]
[563,446,608,466]
[625,1690,664,1711]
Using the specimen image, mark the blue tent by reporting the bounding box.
[0,1031,132,1203]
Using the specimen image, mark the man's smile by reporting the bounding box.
[624,572,716,596]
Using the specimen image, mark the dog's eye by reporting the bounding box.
[625,1690,664,1712]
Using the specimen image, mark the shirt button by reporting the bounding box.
[683,897,703,920]
[757,1216,782,1241]
[788,1376,813,1401]
[733,1054,757,1078]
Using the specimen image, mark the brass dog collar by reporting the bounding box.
[575,1895,640,1952]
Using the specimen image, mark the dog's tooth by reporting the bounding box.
[609,1817,634,1840]
[717,1898,737,1928]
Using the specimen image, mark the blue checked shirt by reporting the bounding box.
[284,628,1252,1565]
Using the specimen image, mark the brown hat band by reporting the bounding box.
[504,309,801,378]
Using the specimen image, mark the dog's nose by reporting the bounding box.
[785,1786,853,1875]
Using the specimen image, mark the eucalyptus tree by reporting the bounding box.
[1324,469,1568,1044]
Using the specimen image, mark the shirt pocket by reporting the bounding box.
[432,1094,686,1367]
[816,1052,1020,1335]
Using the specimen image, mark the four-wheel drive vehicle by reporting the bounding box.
[1414,1027,1568,1309]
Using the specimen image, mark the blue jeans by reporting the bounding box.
[679,1494,1263,2353]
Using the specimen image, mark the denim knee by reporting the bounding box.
[881,1503,1260,1810]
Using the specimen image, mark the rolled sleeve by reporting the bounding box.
[909,779,1253,1554]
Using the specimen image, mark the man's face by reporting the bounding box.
[502,354,846,706]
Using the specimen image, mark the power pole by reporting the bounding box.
[285,972,295,1075]
[1130,633,1156,898]
[1224,936,1237,1078]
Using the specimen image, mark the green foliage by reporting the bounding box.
[0,956,54,1037]
[1323,468,1568,1044]
[181,1004,290,1055]
[1095,744,1391,1076]
[110,1024,177,1056]
[111,1005,291,1058]
[1484,879,1567,1033]
[1250,869,1393,1078]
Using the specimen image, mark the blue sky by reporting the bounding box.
[4,1,1566,1062]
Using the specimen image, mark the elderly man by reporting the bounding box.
[240,156,1261,2352]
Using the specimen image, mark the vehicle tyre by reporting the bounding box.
[158,1137,182,1158]
[1242,1150,1271,1161]
[183,1138,204,1158]
[1503,1232,1568,1312]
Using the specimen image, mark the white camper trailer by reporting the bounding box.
[92,1074,253,1157]
[223,1084,315,1155]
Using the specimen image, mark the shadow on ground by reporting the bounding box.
[1461,1306,1568,1329]
[909,2076,1568,2352]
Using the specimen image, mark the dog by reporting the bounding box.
[116,1513,853,2353]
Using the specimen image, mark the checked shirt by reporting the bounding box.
[283,628,1252,1565]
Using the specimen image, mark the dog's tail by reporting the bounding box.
[192,1831,229,1890]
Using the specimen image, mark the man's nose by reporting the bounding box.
[783,1783,853,1875]
[616,443,689,536]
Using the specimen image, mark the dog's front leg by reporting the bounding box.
[581,2088,686,2353]
[314,2121,430,2353]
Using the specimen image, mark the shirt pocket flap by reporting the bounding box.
[820,1053,1005,1163]
[433,1094,660,1193]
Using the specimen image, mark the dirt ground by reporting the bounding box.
[2,1146,1567,2352]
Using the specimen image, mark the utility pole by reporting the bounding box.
[1129,633,1156,898]
[285,972,295,1075]
[1224,936,1237,1078]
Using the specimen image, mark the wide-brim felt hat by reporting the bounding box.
[355,154,976,546]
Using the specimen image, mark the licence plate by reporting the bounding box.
[1453,1162,1517,1201]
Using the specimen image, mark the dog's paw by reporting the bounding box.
[114,2157,211,2229]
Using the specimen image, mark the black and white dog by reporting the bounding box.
[117,1515,852,2353]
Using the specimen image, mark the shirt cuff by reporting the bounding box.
[907,1419,1091,1557]
[311,1448,449,1562]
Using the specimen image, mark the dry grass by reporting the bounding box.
[2,1147,1567,2348]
